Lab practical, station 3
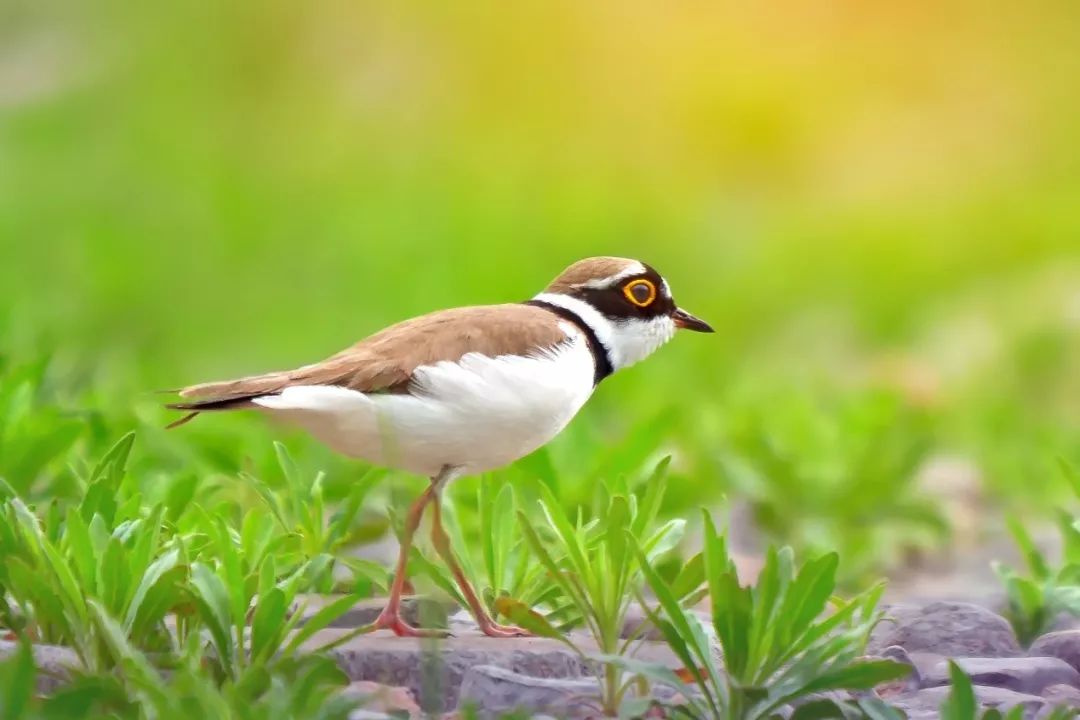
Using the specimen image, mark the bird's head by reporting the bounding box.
[533,256,713,371]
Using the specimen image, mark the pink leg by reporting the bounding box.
[430,496,533,638]
[370,484,447,638]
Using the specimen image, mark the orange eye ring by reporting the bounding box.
[623,279,657,307]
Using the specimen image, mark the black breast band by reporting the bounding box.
[525,299,614,385]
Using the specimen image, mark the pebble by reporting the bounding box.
[921,657,1080,696]
[1031,631,1080,674]
[868,602,1022,658]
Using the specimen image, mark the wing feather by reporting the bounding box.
[165,304,570,419]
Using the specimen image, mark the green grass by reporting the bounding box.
[3,1,1080,714]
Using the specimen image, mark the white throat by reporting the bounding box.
[531,292,676,372]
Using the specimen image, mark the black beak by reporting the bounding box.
[672,307,714,333]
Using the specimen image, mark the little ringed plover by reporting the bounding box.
[167,256,712,637]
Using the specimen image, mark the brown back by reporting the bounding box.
[177,303,570,401]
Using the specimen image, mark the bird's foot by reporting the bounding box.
[369,609,451,638]
[478,620,534,638]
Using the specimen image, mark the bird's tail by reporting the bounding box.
[163,370,293,428]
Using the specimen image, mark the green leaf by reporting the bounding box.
[40,675,132,719]
[605,495,631,584]
[633,539,724,712]
[128,565,186,641]
[790,699,848,720]
[795,659,910,695]
[285,593,363,655]
[488,481,515,592]
[1006,516,1050,580]
[537,483,591,581]
[125,506,165,602]
[9,423,82,493]
[517,510,579,603]
[783,553,840,645]
[669,552,705,601]
[701,510,750,679]
[241,471,290,531]
[124,547,183,634]
[1059,458,1080,500]
[89,432,136,487]
[80,481,118,527]
[0,639,35,720]
[41,534,89,631]
[164,474,199,523]
[856,696,908,720]
[251,587,287,662]
[214,518,247,637]
[493,596,581,653]
[190,562,235,673]
[275,442,304,516]
[98,537,128,616]
[63,506,96,591]
[325,470,381,551]
[642,518,686,561]
[595,653,714,720]
[86,599,166,694]
[940,661,977,720]
[631,456,671,538]
[409,549,465,606]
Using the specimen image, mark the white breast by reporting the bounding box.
[251,327,596,477]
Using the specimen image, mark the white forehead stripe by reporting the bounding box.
[572,262,647,290]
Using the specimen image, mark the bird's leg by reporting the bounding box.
[370,482,447,638]
[429,493,533,638]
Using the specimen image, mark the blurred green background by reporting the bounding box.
[2,1,1079,582]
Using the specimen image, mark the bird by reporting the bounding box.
[166,256,713,637]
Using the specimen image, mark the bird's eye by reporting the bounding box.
[623,279,657,308]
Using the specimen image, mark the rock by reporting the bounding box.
[457,664,600,717]
[921,657,1080,695]
[457,664,700,718]
[892,685,1045,719]
[292,594,454,629]
[621,605,713,642]
[868,602,1022,658]
[1041,683,1080,709]
[348,712,395,720]
[306,627,685,713]
[1031,631,1080,673]
[341,681,420,715]
[447,608,481,635]
[308,630,591,712]
[0,640,79,694]
[906,652,948,684]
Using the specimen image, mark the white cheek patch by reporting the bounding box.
[608,316,677,369]
[530,292,676,371]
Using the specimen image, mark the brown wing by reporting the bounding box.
[166,304,570,418]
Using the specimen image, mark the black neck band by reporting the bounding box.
[525,299,614,385]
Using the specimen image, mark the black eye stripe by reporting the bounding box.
[568,265,675,320]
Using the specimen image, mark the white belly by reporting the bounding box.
[251,333,596,477]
